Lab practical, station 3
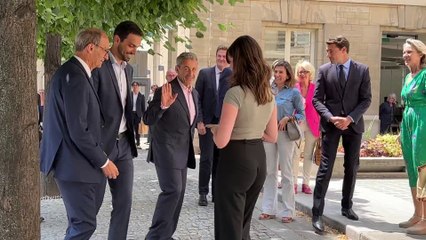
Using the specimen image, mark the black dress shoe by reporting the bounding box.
[312,215,324,232]
[198,194,208,206]
[341,208,359,220]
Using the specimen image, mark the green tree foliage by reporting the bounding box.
[37,0,243,58]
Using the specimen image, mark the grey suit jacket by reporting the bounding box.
[143,78,199,169]
[312,60,372,134]
[40,57,107,183]
[92,59,137,157]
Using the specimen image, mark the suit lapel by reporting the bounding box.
[70,57,104,121]
[124,66,132,112]
[192,90,198,127]
[106,60,121,101]
[172,79,190,124]
[210,67,218,98]
[329,64,343,99]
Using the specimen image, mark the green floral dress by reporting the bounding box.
[401,68,426,187]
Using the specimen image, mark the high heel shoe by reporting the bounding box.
[302,184,312,194]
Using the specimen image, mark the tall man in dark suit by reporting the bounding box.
[311,36,372,233]
[40,28,119,239]
[195,45,231,206]
[144,52,199,239]
[131,81,146,148]
[92,21,142,240]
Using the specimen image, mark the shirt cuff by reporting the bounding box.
[101,159,109,168]
[160,104,170,110]
[347,116,354,123]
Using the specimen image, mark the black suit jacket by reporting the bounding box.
[133,92,146,118]
[143,78,199,169]
[92,59,137,157]
[40,57,107,183]
[195,66,232,123]
[313,61,372,134]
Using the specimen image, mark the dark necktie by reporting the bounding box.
[215,72,223,117]
[338,65,346,90]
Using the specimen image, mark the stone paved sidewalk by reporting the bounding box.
[41,147,342,240]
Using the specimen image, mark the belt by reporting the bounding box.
[116,131,127,140]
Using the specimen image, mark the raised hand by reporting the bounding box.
[161,83,178,108]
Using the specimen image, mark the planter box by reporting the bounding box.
[331,153,405,178]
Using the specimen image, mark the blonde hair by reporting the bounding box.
[404,38,426,66]
[295,60,316,82]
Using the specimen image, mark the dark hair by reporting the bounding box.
[114,21,143,41]
[131,81,140,86]
[272,59,296,87]
[226,35,273,105]
[176,52,198,66]
[326,35,350,53]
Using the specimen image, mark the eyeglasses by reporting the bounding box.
[298,70,310,75]
[95,44,109,56]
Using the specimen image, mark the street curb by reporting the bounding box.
[293,195,388,240]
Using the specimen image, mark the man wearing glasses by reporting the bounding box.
[40,28,118,239]
[92,21,143,240]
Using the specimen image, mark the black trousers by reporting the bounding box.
[132,111,141,145]
[214,139,266,240]
[198,117,220,197]
[312,127,362,216]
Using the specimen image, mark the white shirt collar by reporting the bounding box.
[74,55,91,78]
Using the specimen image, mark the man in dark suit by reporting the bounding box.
[311,36,372,232]
[131,81,146,148]
[144,52,199,239]
[91,21,142,240]
[379,93,396,134]
[40,28,119,239]
[195,45,231,206]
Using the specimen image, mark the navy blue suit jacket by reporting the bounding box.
[313,61,372,134]
[40,57,107,183]
[195,66,232,123]
[143,78,199,169]
[92,59,137,157]
[133,92,146,118]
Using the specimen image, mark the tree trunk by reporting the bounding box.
[40,33,62,197]
[0,1,39,239]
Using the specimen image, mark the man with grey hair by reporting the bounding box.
[143,52,199,239]
[40,28,118,239]
[379,93,397,134]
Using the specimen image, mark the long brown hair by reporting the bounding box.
[226,35,273,105]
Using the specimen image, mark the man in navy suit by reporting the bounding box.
[131,81,146,148]
[40,28,118,239]
[92,21,142,240]
[195,45,232,206]
[311,36,372,232]
[144,52,199,239]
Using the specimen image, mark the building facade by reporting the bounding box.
[188,0,426,136]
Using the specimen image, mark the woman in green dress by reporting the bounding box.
[399,38,426,235]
